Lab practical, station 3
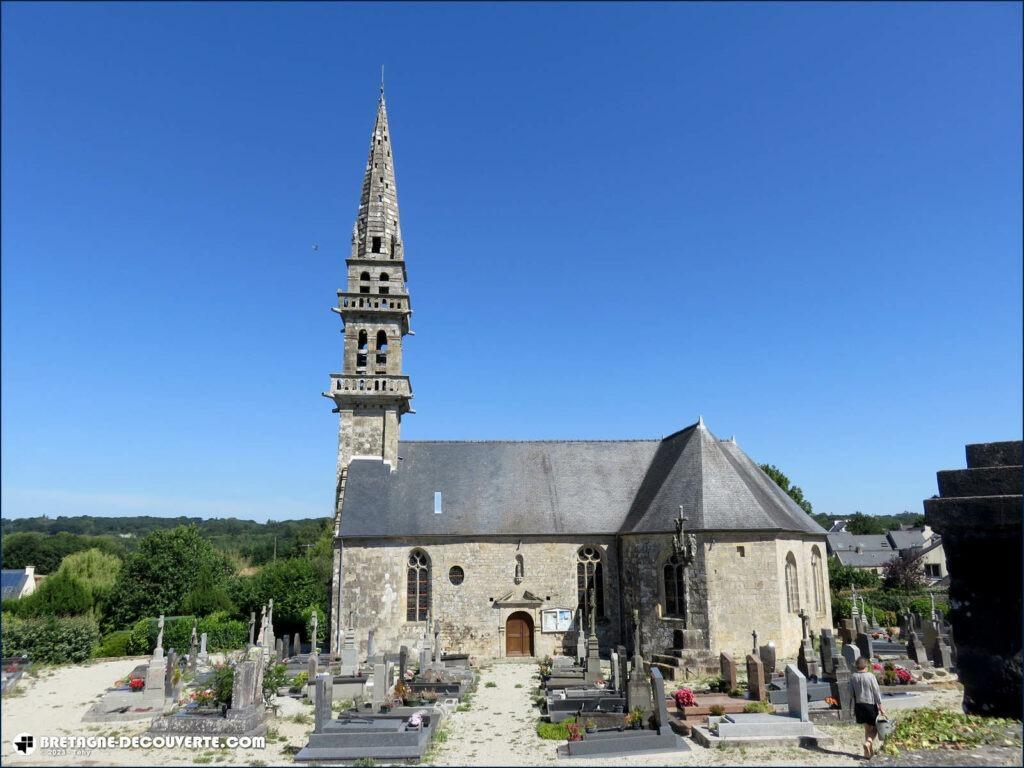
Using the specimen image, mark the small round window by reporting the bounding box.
[448,566,465,585]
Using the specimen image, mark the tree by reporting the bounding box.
[845,511,890,535]
[759,464,813,515]
[181,561,236,616]
[229,557,327,630]
[105,526,234,630]
[18,570,94,617]
[882,555,925,592]
[54,548,122,621]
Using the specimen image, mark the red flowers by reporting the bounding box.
[673,688,697,708]
[895,668,913,684]
[872,663,883,672]
[128,677,145,691]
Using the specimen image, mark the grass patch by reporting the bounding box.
[265,726,280,741]
[3,685,25,698]
[432,728,449,743]
[743,700,774,714]
[331,698,355,712]
[536,720,571,740]
[880,708,1023,756]
[514,683,523,688]
[456,703,471,712]
[288,713,312,725]
[484,681,497,688]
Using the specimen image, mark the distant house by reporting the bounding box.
[0,566,37,601]
[826,526,947,584]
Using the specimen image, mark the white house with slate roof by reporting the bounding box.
[324,88,832,660]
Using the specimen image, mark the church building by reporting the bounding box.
[325,90,832,663]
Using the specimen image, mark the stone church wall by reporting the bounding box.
[704,533,832,658]
[339,537,622,658]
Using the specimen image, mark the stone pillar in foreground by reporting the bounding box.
[924,440,1022,719]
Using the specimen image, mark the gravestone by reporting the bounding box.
[372,662,390,710]
[785,664,809,722]
[746,653,766,702]
[933,637,953,669]
[293,633,301,657]
[164,649,177,698]
[838,618,856,644]
[907,629,928,664]
[314,673,333,732]
[399,646,409,682]
[198,633,208,665]
[720,652,737,692]
[610,649,619,693]
[275,638,284,663]
[616,644,628,696]
[366,630,376,662]
[340,629,358,672]
[650,667,672,735]
[307,654,319,701]
[310,612,319,655]
[585,631,602,685]
[758,643,776,677]
[832,655,854,721]
[855,632,874,663]
[819,629,836,678]
[841,641,859,671]
[575,620,586,663]
[248,612,256,647]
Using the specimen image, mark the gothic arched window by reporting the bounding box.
[811,547,825,616]
[663,553,686,618]
[376,330,388,351]
[406,549,430,622]
[378,272,390,295]
[577,546,604,624]
[357,330,368,350]
[785,552,801,614]
[359,271,371,293]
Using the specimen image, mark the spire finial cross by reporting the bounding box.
[380,65,385,100]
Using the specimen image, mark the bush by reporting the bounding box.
[198,611,247,651]
[181,563,235,617]
[536,720,570,740]
[709,704,726,716]
[211,663,235,706]
[743,700,774,714]
[126,615,197,656]
[96,630,132,658]
[1,614,100,664]
[17,571,94,617]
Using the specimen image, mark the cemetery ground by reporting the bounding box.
[5,656,1019,767]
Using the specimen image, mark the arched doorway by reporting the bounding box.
[505,611,534,657]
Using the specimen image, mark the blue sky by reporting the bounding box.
[2,2,1021,522]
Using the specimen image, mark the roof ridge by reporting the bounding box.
[398,438,662,444]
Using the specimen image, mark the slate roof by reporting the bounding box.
[834,549,901,568]
[827,533,893,553]
[0,569,30,600]
[340,420,827,539]
[886,530,928,550]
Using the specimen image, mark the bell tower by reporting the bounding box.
[325,86,414,471]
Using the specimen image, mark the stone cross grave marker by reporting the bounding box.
[785,664,809,722]
[399,645,409,682]
[831,654,854,721]
[164,649,176,698]
[616,644,628,696]
[293,633,300,658]
[154,614,165,659]
[310,612,319,653]
[198,633,208,665]
[746,653,766,702]
[248,612,255,647]
[751,629,758,655]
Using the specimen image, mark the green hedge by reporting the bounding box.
[127,615,197,656]
[1,613,100,664]
[198,611,247,652]
[96,630,132,658]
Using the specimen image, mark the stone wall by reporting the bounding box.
[339,537,622,658]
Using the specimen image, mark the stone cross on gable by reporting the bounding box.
[673,506,697,564]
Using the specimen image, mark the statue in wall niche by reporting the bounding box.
[672,506,697,565]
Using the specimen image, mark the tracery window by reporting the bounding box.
[663,553,687,618]
[577,546,604,624]
[811,547,825,616]
[407,549,431,621]
[785,552,801,614]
